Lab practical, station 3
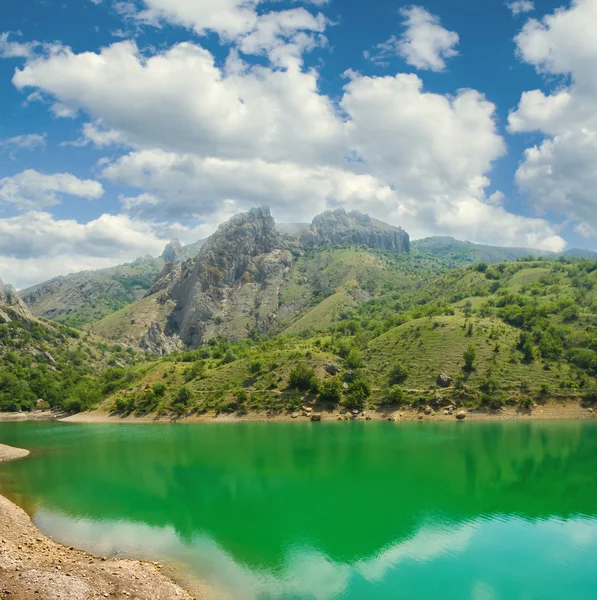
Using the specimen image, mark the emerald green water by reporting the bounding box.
[1,421,596,599]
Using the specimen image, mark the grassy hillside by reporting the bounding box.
[0,308,141,413]
[411,237,553,266]
[86,293,176,347]
[6,248,597,419]
[21,257,166,328]
[85,256,597,419]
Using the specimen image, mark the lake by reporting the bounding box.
[0,420,596,599]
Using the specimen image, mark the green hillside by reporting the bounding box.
[86,255,597,418]
[0,308,140,413]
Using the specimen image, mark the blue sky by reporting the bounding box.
[1,0,596,288]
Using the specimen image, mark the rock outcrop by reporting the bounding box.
[300,208,410,254]
[168,207,292,346]
[139,322,182,356]
[161,239,184,264]
[0,280,33,322]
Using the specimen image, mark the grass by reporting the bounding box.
[86,293,174,345]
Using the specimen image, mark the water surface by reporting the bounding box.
[0,420,596,599]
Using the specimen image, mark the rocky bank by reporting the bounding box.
[0,443,197,600]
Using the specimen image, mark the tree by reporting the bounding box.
[380,385,406,406]
[388,362,408,384]
[319,377,342,405]
[464,344,476,371]
[344,348,362,369]
[288,362,319,392]
[517,332,535,363]
[345,378,371,409]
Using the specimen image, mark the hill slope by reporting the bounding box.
[82,256,597,419]
[20,239,204,328]
[0,281,140,412]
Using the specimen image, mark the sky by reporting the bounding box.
[1,0,597,288]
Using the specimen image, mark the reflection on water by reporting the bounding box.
[1,420,597,599]
[33,509,597,600]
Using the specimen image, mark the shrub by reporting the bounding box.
[319,377,342,405]
[288,362,319,392]
[177,386,192,405]
[345,378,371,409]
[249,360,263,375]
[388,362,408,385]
[464,345,476,371]
[379,385,406,406]
[152,382,166,397]
[479,375,505,409]
[184,360,205,382]
[344,348,362,369]
[221,349,238,364]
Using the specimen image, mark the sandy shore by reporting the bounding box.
[0,443,30,462]
[0,411,57,422]
[0,443,198,600]
[60,400,596,425]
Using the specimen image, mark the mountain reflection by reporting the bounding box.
[1,421,597,599]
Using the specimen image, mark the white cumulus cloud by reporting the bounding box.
[366,6,459,71]
[507,1,535,16]
[0,170,103,210]
[509,0,597,234]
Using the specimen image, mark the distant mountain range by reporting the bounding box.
[12,207,597,341]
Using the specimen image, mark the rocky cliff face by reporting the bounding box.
[161,239,184,264]
[0,280,33,322]
[300,208,410,253]
[167,207,292,346]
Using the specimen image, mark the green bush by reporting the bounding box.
[388,362,408,385]
[344,348,362,369]
[319,377,342,405]
[249,360,263,375]
[288,362,319,392]
[379,385,406,406]
[345,378,371,409]
[152,382,166,396]
[463,344,476,371]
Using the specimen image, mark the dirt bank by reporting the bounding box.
[60,400,596,425]
[0,443,30,462]
[0,443,197,600]
[0,411,56,422]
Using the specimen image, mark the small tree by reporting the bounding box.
[319,377,342,405]
[345,378,371,409]
[288,362,319,392]
[388,362,408,385]
[464,344,476,371]
[344,348,363,369]
[380,385,406,406]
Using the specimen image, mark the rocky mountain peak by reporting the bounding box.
[195,206,280,285]
[300,208,410,253]
[0,279,33,322]
[161,239,184,264]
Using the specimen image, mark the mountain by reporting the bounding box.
[91,255,597,420]
[300,208,410,253]
[411,236,553,265]
[88,207,413,351]
[20,239,204,328]
[0,279,33,323]
[561,248,597,259]
[0,281,138,412]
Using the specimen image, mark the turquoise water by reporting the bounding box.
[0,420,596,599]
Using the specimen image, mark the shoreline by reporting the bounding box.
[58,400,596,424]
[0,442,199,600]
